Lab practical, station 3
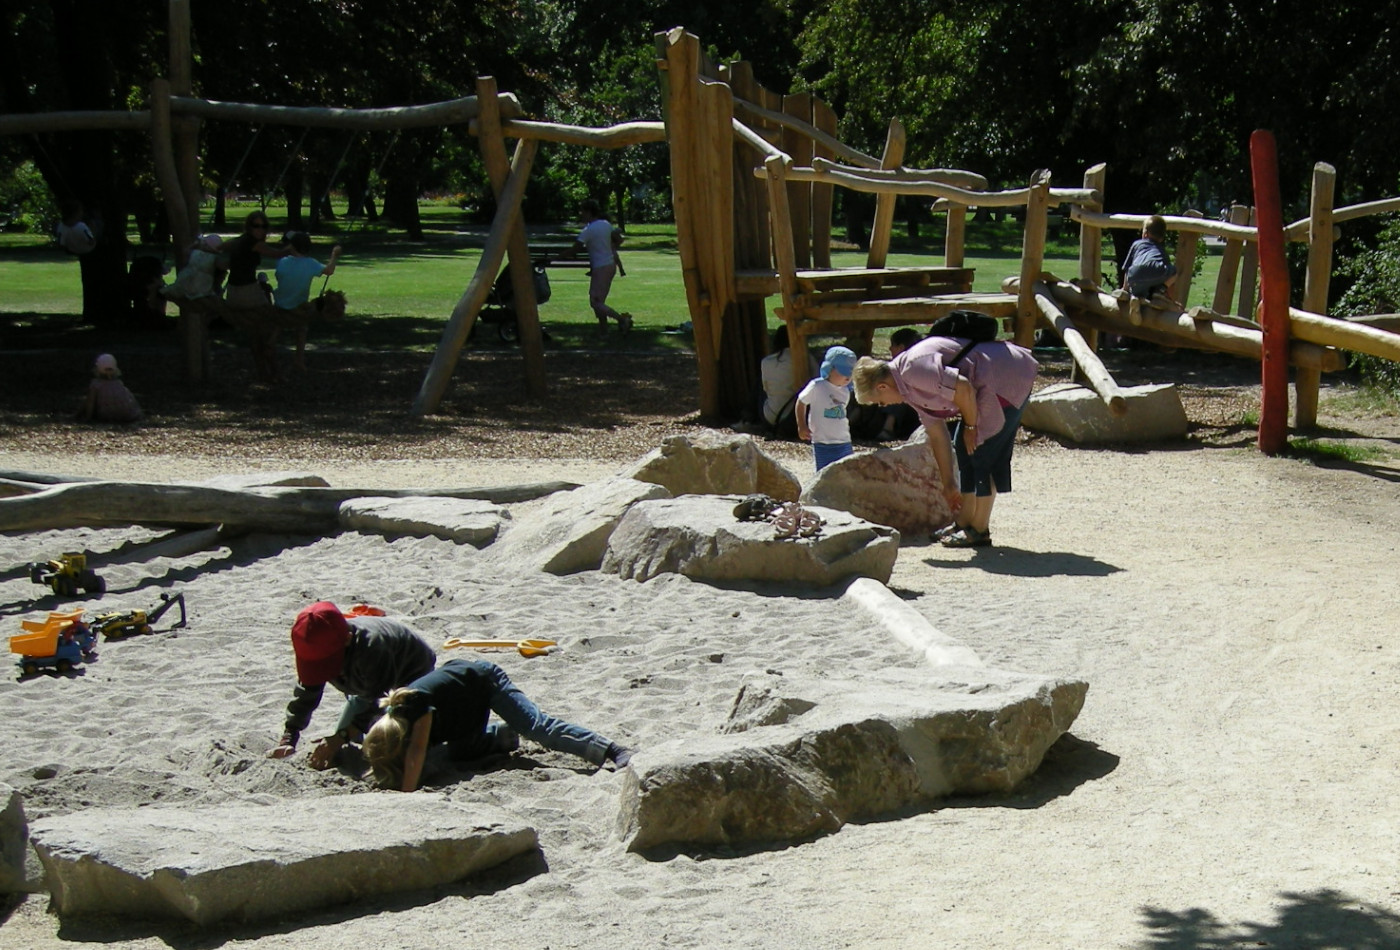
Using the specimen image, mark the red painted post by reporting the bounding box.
[1250,129,1290,455]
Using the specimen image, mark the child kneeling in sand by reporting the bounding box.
[363,658,634,792]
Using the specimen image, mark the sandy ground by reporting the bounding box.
[3,430,1400,949]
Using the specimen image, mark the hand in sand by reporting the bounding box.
[307,734,345,770]
[267,741,297,759]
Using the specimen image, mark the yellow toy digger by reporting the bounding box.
[28,552,105,597]
[91,592,187,641]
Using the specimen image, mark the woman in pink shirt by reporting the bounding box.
[853,336,1037,547]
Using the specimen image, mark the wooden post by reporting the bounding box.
[1296,162,1336,429]
[1031,281,1127,414]
[865,118,906,269]
[657,29,720,419]
[475,76,546,398]
[810,99,837,269]
[1172,209,1204,308]
[412,138,537,417]
[1212,204,1252,314]
[1251,130,1290,455]
[943,202,966,269]
[764,154,808,391]
[1015,169,1052,348]
[1078,163,1107,287]
[700,77,737,362]
[168,0,200,256]
[152,78,202,380]
[782,93,813,269]
[1237,207,1259,321]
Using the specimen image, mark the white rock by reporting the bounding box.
[338,496,510,547]
[1022,381,1188,443]
[601,495,899,586]
[622,432,801,501]
[618,668,1087,851]
[30,794,536,926]
[489,476,671,574]
[801,429,954,537]
[0,783,28,894]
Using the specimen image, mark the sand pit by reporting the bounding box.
[3,434,1400,948]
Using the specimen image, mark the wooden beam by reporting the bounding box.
[866,118,906,269]
[491,118,666,147]
[1031,281,1127,415]
[1212,204,1254,315]
[412,137,537,417]
[170,94,511,129]
[782,93,814,268]
[1016,169,1052,347]
[1289,306,1400,362]
[1078,163,1107,288]
[810,99,837,269]
[476,76,546,399]
[168,0,200,249]
[1295,162,1337,429]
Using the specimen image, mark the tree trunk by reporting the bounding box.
[382,172,423,240]
[285,166,304,230]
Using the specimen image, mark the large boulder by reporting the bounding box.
[489,476,670,574]
[198,472,331,490]
[801,429,953,537]
[601,495,899,586]
[617,668,1087,851]
[0,783,27,895]
[1022,381,1188,443]
[622,433,801,501]
[29,794,536,926]
[338,496,510,547]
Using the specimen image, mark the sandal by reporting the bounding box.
[942,526,992,548]
[932,522,965,541]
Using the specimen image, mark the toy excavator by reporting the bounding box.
[28,552,105,597]
[91,592,187,641]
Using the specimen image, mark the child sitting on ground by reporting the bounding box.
[796,345,856,471]
[79,353,142,423]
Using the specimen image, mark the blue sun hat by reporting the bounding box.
[820,345,857,381]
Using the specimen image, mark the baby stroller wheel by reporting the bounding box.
[498,318,519,344]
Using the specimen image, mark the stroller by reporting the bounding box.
[475,264,552,344]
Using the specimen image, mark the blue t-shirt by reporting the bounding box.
[273,256,327,309]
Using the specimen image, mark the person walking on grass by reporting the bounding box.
[572,198,632,333]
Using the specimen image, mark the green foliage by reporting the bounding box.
[1335,214,1400,398]
[0,161,57,234]
[1287,438,1390,465]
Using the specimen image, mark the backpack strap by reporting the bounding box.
[948,339,980,367]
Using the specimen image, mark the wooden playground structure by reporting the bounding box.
[5,10,1400,440]
[651,27,1400,431]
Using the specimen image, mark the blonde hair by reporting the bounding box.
[362,687,419,788]
[851,356,893,405]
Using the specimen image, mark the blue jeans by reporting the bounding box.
[449,664,612,765]
[813,441,853,471]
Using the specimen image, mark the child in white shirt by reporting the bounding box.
[796,345,856,471]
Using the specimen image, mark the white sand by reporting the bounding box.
[3,441,1399,948]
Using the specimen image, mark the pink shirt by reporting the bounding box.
[889,337,1037,446]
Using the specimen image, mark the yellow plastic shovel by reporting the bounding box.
[442,637,558,658]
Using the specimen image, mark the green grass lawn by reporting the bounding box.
[0,203,1230,353]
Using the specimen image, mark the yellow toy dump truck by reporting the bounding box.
[28,552,106,597]
[10,610,96,677]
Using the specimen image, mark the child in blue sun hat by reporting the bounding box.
[796,344,856,471]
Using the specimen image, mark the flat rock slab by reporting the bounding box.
[801,430,953,537]
[30,794,537,926]
[489,476,671,574]
[339,496,510,547]
[601,495,899,586]
[1022,381,1188,443]
[0,782,26,894]
[618,668,1087,851]
[622,433,802,501]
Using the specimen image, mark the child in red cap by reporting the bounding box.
[268,601,436,770]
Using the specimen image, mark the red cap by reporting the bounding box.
[290,602,350,685]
